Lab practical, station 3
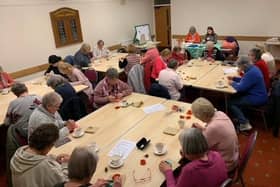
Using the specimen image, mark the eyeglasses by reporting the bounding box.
[132,168,151,183]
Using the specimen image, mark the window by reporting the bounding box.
[50,7,83,48]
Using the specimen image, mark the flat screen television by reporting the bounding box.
[134,24,151,44]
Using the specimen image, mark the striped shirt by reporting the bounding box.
[124,54,140,74]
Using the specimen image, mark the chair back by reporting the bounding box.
[225,36,240,56]
[220,178,233,187]
[59,96,87,121]
[84,69,98,88]
[149,83,171,99]
[127,64,146,94]
[238,131,258,176]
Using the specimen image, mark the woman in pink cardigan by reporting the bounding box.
[191,97,239,173]
[58,62,93,101]
[0,65,14,89]
[93,68,132,107]
[159,128,227,187]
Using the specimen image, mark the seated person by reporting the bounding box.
[58,62,93,101]
[203,26,218,44]
[93,40,110,59]
[151,48,171,80]
[55,147,122,187]
[158,59,183,100]
[201,41,224,61]
[269,60,280,137]
[94,68,132,107]
[191,97,239,172]
[119,44,140,75]
[221,36,239,59]
[0,65,14,89]
[74,43,92,68]
[228,56,268,131]
[261,50,275,78]
[10,124,69,187]
[159,128,227,187]
[28,92,76,139]
[44,55,65,77]
[4,82,41,126]
[185,26,201,43]
[171,46,189,65]
[249,48,270,90]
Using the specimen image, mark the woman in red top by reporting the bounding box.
[185,26,201,43]
[172,46,189,65]
[0,65,14,89]
[151,48,171,80]
[249,48,270,90]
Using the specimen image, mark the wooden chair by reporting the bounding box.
[233,131,258,187]
[220,178,233,187]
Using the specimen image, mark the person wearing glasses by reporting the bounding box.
[28,92,76,139]
[159,128,227,187]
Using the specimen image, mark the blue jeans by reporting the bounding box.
[229,96,252,124]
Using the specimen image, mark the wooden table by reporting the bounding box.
[192,64,237,94]
[50,93,166,155]
[90,53,128,73]
[0,77,88,124]
[91,99,203,187]
[177,59,219,86]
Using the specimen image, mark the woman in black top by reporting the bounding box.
[45,55,66,77]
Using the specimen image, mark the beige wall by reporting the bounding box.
[0,0,154,72]
[171,0,280,55]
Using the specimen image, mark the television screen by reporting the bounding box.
[134,24,151,43]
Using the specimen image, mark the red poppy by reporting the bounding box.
[187,110,192,115]
[186,116,191,119]
[179,115,185,119]
[115,106,120,109]
[140,159,146,165]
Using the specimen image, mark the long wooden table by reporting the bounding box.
[0,77,88,124]
[50,93,166,155]
[90,53,128,73]
[91,100,203,187]
[50,96,203,187]
[177,59,219,86]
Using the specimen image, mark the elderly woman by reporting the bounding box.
[0,65,14,89]
[159,128,227,187]
[44,55,65,77]
[28,92,76,139]
[204,26,218,44]
[228,56,268,131]
[151,48,171,80]
[201,41,224,61]
[191,97,239,172]
[158,59,183,100]
[185,26,201,43]
[4,82,41,126]
[249,48,270,90]
[93,40,110,59]
[11,124,69,187]
[119,44,140,75]
[94,68,132,107]
[55,147,122,187]
[58,62,93,101]
[74,43,92,68]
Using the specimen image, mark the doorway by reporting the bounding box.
[154,5,171,49]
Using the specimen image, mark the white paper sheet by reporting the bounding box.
[108,139,136,159]
[143,104,166,114]
[223,67,238,74]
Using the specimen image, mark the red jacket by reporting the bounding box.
[142,48,160,92]
[151,56,166,80]
[0,72,14,89]
[172,52,187,65]
[255,60,270,90]
[185,32,201,43]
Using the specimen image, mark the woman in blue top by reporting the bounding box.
[228,56,268,131]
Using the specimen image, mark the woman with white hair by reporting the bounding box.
[228,56,268,131]
[55,147,122,187]
[191,97,239,172]
[74,43,92,68]
[28,92,76,139]
[159,128,227,187]
[185,26,201,43]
